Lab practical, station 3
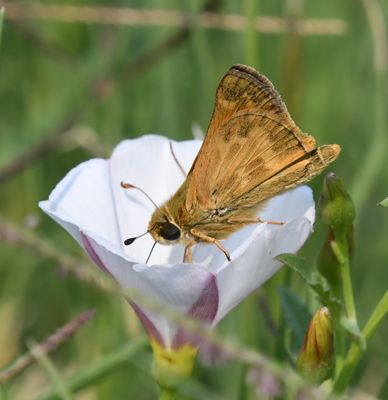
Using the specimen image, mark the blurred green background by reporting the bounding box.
[0,0,387,399]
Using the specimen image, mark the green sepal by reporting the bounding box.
[378,196,388,207]
[276,253,342,321]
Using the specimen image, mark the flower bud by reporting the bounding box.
[318,173,355,292]
[297,307,334,383]
[318,172,355,236]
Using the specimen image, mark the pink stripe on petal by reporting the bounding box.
[128,300,165,347]
[172,274,219,349]
[188,274,219,322]
[80,232,110,273]
[79,232,165,347]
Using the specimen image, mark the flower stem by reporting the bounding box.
[160,388,175,400]
[330,238,356,323]
[332,291,388,394]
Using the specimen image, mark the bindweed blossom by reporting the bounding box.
[39,134,315,390]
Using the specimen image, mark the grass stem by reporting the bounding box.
[36,337,148,400]
[351,0,387,211]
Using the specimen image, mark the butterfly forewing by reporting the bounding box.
[185,64,339,213]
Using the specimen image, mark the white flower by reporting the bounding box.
[39,134,315,351]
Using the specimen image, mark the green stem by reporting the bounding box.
[334,325,345,377]
[160,388,175,400]
[332,291,388,394]
[28,340,73,400]
[36,337,148,400]
[0,384,8,400]
[243,0,259,68]
[330,238,357,323]
[351,0,387,211]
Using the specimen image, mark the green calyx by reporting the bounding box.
[150,339,198,396]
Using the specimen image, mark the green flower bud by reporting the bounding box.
[317,173,355,292]
[297,307,334,384]
[318,172,355,236]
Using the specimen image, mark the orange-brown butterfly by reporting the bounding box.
[124,64,340,262]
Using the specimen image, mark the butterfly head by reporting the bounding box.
[148,207,182,245]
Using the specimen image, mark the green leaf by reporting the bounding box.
[378,197,388,207]
[276,253,342,320]
[278,287,311,355]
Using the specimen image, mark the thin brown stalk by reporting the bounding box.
[2,2,347,36]
[9,20,77,65]
[121,0,222,79]
[0,119,76,184]
[0,309,96,383]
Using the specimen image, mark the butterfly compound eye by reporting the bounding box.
[160,222,181,241]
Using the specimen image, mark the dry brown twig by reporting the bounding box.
[0,309,96,383]
[2,2,347,35]
[0,119,76,184]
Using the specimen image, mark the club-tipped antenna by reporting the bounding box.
[146,241,157,264]
[124,231,149,246]
[120,181,159,210]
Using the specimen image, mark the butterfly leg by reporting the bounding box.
[183,243,194,263]
[227,217,284,226]
[190,228,231,261]
[257,218,284,226]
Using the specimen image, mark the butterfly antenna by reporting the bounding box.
[124,231,149,246]
[146,241,157,264]
[169,141,186,177]
[120,181,159,209]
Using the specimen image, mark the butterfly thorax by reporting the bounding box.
[148,186,263,246]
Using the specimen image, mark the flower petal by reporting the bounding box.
[213,187,315,324]
[39,158,121,248]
